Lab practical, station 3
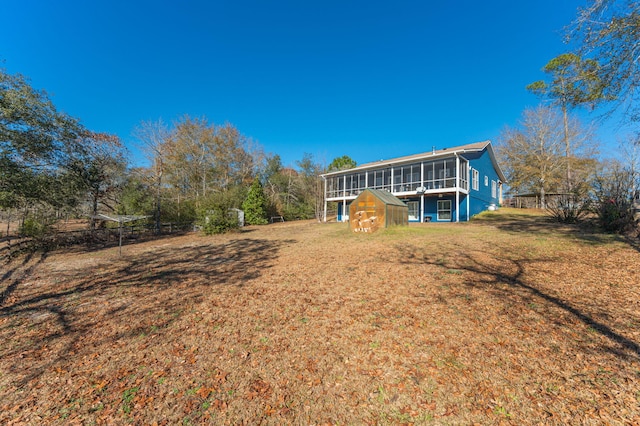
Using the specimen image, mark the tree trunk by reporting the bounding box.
[562,103,571,192]
[90,190,99,230]
[155,165,162,234]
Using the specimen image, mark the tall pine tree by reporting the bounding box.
[242,178,268,225]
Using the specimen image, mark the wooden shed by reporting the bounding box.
[349,189,408,232]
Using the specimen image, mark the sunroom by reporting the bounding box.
[324,158,469,198]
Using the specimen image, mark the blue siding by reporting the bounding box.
[465,150,500,218]
[459,194,469,221]
[416,149,500,222]
[337,202,345,221]
[390,197,457,223]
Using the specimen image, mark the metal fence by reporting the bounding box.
[1,222,193,261]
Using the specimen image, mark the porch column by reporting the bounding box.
[420,162,425,223]
[342,199,347,223]
[455,155,460,222]
[322,177,327,222]
[467,192,470,221]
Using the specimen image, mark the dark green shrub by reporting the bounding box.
[20,217,49,238]
[242,178,268,225]
[198,192,241,235]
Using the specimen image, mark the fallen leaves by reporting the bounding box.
[1,214,639,424]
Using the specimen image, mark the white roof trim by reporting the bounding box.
[321,140,506,182]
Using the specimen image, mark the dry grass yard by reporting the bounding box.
[1,208,639,425]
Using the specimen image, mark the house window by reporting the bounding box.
[371,168,391,191]
[437,200,451,221]
[491,180,497,198]
[459,161,468,190]
[484,175,489,186]
[472,169,479,191]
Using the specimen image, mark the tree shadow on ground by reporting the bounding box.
[0,251,48,305]
[623,234,640,254]
[390,242,640,362]
[473,211,629,247]
[0,236,294,387]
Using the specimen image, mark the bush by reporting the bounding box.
[546,193,591,224]
[160,199,197,225]
[201,207,239,235]
[591,163,638,234]
[596,197,637,233]
[282,203,315,221]
[20,217,49,238]
[198,192,241,235]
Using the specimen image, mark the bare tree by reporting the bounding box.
[164,116,216,202]
[527,54,605,190]
[133,119,171,233]
[69,131,126,229]
[498,106,596,208]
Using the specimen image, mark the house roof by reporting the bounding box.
[321,140,507,182]
[357,188,408,207]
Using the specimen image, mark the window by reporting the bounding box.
[459,161,468,190]
[437,200,451,221]
[374,170,383,188]
[491,180,497,198]
[472,169,479,191]
[407,201,419,221]
[484,175,489,186]
[393,167,402,191]
[433,161,445,189]
[371,168,391,191]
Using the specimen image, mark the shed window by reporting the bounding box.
[472,169,479,191]
[491,180,497,198]
[484,175,489,186]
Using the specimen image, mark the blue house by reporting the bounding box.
[320,141,506,223]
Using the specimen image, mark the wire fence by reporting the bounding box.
[1,222,194,262]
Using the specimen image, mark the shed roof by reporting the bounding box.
[358,188,407,207]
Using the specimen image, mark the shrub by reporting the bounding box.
[596,197,637,233]
[546,192,591,224]
[198,192,241,235]
[201,207,239,235]
[20,216,49,238]
[591,163,638,234]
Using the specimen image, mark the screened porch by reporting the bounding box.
[325,157,469,200]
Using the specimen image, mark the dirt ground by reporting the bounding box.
[1,209,639,424]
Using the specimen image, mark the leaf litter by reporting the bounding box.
[0,210,639,424]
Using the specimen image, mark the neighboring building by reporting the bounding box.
[320,141,506,223]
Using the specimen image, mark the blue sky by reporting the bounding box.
[1,0,624,168]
